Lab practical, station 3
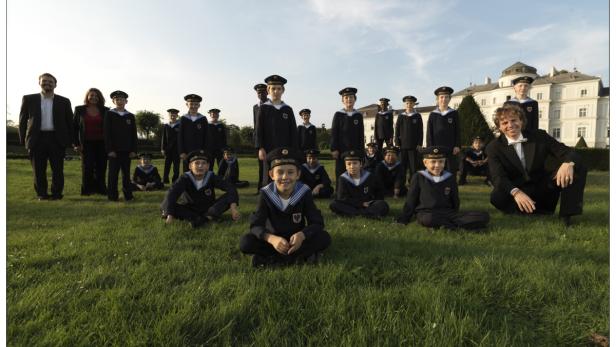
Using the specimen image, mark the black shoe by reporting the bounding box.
[305,252,322,265]
[37,195,49,201]
[163,180,170,184]
[561,215,573,227]
[50,195,63,200]
[458,180,467,186]
[190,216,208,228]
[252,255,267,268]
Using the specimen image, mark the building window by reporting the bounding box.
[493,97,496,104]
[552,128,561,139]
[577,127,586,138]
[581,89,588,97]
[539,110,543,119]
[554,90,561,99]
[553,109,560,119]
[370,125,374,130]
[579,108,587,117]
[506,95,511,101]
[481,99,486,106]
[536,93,543,100]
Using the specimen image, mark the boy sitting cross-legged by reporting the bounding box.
[300,149,334,199]
[396,146,489,230]
[132,152,164,191]
[239,147,331,267]
[329,150,389,219]
[161,150,240,228]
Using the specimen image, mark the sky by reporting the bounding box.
[5,0,609,128]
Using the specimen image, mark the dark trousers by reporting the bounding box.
[257,151,264,192]
[459,161,490,183]
[330,200,389,218]
[416,210,489,230]
[334,157,345,187]
[163,151,180,183]
[81,140,107,195]
[107,152,133,201]
[400,148,421,184]
[239,230,331,261]
[261,156,272,187]
[446,153,458,175]
[384,185,408,198]
[30,131,65,198]
[375,138,392,153]
[313,185,334,199]
[182,159,190,173]
[209,149,223,172]
[490,164,587,217]
[231,180,250,188]
[162,193,233,220]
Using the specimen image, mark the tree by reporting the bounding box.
[317,124,331,150]
[457,95,494,145]
[227,124,241,149]
[135,110,161,141]
[575,136,588,148]
[239,126,254,148]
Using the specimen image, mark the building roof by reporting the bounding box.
[533,69,600,85]
[451,83,499,97]
[501,61,538,77]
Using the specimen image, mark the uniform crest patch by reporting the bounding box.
[292,213,302,223]
[354,119,359,125]
[444,187,451,195]
[197,124,202,129]
[126,119,131,125]
[315,175,320,180]
[218,128,222,132]
[447,118,453,124]
[527,106,533,112]
[282,113,289,119]
[412,119,417,124]
[204,189,212,196]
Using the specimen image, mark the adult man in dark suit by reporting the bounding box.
[19,73,74,200]
[486,104,586,226]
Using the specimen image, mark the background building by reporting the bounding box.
[360,62,609,148]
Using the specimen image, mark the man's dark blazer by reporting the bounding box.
[73,105,110,146]
[19,93,74,149]
[486,129,577,194]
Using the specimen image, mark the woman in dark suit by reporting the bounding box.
[73,88,109,195]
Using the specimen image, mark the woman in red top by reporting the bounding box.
[73,88,109,195]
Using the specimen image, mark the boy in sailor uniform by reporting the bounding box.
[395,95,423,182]
[329,150,389,219]
[255,75,299,187]
[253,83,269,194]
[239,147,331,267]
[362,142,382,173]
[178,94,208,173]
[426,86,461,175]
[161,150,240,228]
[396,146,489,230]
[297,108,317,154]
[132,152,164,191]
[504,76,539,132]
[161,108,181,183]
[300,149,333,199]
[374,146,407,198]
[330,87,365,184]
[458,136,491,186]
[206,108,227,171]
[374,97,394,151]
[104,90,137,202]
[218,147,249,188]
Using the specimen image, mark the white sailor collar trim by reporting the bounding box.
[182,113,206,121]
[419,169,452,183]
[264,100,289,110]
[433,108,454,116]
[302,163,322,174]
[381,160,400,171]
[261,181,311,212]
[187,171,213,189]
[340,170,371,186]
[137,165,155,174]
[339,109,361,117]
[110,109,130,116]
[401,111,420,117]
[510,97,534,104]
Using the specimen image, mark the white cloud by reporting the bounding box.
[507,24,555,42]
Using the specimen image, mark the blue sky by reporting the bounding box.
[6,0,609,128]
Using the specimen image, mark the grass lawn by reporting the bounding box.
[6,157,609,346]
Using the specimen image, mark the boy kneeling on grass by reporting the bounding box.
[396,146,489,230]
[240,147,331,267]
[132,152,164,191]
[161,150,240,228]
[329,150,389,219]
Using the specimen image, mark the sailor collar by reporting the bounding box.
[338,109,361,117]
[377,110,393,115]
[381,160,400,171]
[340,170,371,186]
[261,181,311,212]
[110,109,130,116]
[168,121,180,128]
[187,171,213,189]
[302,163,322,174]
[302,123,314,128]
[433,108,454,116]
[264,100,289,110]
[137,165,155,174]
[510,97,534,104]
[182,113,205,121]
[419,169,453,183]
[400,111,420,117]
[225,158,237,165]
